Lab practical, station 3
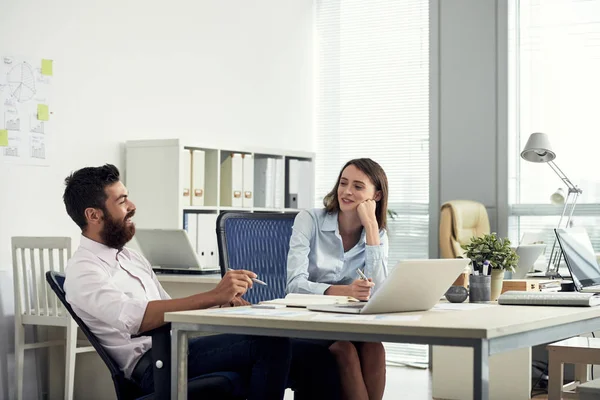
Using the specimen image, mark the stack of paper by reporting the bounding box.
[261,293,359,308]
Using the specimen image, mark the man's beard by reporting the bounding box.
[100,209,136,250]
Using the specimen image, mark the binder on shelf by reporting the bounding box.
[287,159,313,209]
[286,159,300,208]
[220,153,243,207]
[182,149,192,206]
[242,154,254,208]
[298,160,313,209]
[196,213,219,268]
[274,158,284,208]
[191,149,205,207]
[254,157,277,208]
[183,212,198,253]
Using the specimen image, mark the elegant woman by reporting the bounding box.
[287,158,389,400]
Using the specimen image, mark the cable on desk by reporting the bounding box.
[593,332,596,380]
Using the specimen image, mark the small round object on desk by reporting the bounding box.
[445,285,468,303]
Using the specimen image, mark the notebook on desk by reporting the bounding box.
[261,293,360,308]
[135,229,220,274]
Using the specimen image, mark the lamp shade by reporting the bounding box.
[551,188,566,205]
[520,132,556,163]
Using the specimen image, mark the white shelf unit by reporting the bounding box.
[124,138,315,231]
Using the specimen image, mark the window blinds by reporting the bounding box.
[315,0,430,364]
[509,0,600,252]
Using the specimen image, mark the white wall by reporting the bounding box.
[429,0,508,257]
[0,1,313,398]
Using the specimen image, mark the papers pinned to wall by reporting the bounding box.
[0,56,53,166]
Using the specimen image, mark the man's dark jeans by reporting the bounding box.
[135,334,291,400]
[135,335,341,400]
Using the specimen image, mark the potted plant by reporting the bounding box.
[461,233,519,301]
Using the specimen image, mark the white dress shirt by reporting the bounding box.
[64,235,171,379]
[286,208,389,295]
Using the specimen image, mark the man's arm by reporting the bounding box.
[139,291,219,333]
[138,269,256,333]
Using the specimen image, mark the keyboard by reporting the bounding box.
[337,303,366,309]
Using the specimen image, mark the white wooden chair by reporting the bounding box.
[12,237,95,400]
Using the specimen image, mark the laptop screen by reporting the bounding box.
[554,228,600,289]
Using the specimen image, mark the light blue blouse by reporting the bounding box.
[286,208,389,295]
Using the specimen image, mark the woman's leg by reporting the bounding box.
[356,342,386,400]
[187,334,291,400]
[329,341,369,400]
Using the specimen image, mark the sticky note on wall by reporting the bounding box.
[41,59,53,76]
[37,104,49,121]
[0,130,8,147]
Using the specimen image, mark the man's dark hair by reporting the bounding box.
[63,164,121,230]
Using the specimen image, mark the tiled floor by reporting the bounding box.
[284,365,548,399]
[284,365,431,399]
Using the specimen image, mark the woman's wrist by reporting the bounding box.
[325,285,352,297]
[365,222,380,245]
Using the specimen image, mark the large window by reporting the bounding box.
[509,0,600,254]
[315,0,430,265]
[315,0,430,365]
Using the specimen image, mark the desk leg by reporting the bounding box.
[171,328,189,400]
[473,340,490,400]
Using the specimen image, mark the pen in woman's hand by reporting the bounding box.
[356,268,369,281]
[227,268,268,286]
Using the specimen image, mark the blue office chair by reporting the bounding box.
[216,212,298,304]
[45,271,246,400]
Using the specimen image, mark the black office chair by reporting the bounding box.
[45,271,246,400]
[216,211,298,304]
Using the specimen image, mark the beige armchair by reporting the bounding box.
[439,200,490,286]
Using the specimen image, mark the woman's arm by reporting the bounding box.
[364,229,389,291]
[286,211,332,295]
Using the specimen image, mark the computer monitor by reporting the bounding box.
[554,228,600,290]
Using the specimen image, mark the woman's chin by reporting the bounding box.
[339,202,357,212]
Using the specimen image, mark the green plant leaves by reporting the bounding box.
[461,232,520,272]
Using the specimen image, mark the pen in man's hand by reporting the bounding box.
[227,268,267,286]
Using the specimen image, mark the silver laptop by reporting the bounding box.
[307,258,471,314]
[135,229,219,273]
[554,228,600,293]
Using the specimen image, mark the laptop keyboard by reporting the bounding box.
[337,303,366,309]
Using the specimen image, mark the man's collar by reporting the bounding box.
[321,211,338,232]
[79,235,122,266]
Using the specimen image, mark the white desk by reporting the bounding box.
[165,304,600,400]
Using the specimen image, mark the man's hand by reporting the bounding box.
[210,270,256,305]
[223,297,251,307]
[349,278,375,301]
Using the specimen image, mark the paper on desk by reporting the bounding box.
[206,307,307,318]
[433,303,494,311]
[311,314,422,322]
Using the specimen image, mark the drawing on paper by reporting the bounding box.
[7,62,36,103]
[5,112,20,131]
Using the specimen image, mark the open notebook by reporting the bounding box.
[261,293,360,308]
[498,291,600,307]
